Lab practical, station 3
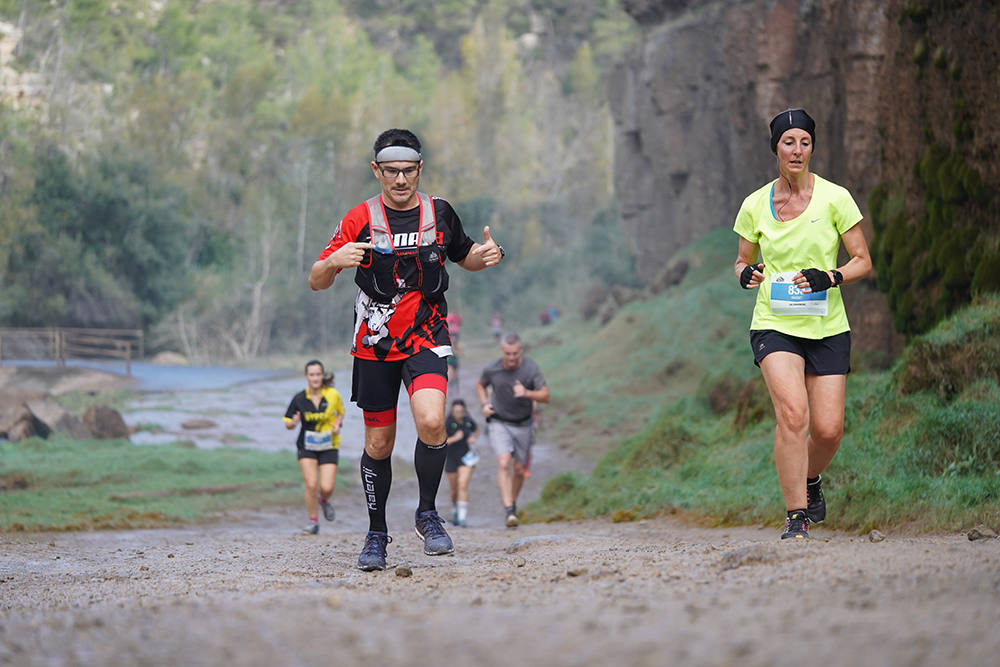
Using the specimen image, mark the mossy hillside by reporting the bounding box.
[871,1,1000,336]
[870,143,998,335]
[527,275,1000,533]
[528,228,758,460]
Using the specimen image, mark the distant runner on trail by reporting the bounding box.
[309,128,505,571]
[283,360,344,535]
[490,311,503,342]
[446,311,464,388]
[476,332,549,528]
[444,398,479,526]
[732,108,872,540]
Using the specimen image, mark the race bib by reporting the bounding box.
[304,430,334,452]
[769,272,828,316]
[461,449,480,467]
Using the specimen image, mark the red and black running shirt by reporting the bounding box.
[317,196,474,362]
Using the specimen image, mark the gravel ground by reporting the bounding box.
[3,353,1000,666]
[3,480,1000,667]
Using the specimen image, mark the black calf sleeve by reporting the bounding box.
[414,439,447,513]
[361,451,392,533]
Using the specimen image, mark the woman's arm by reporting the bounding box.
[794,223,873,293]
[734,237,765,289]
[834,224,872,285]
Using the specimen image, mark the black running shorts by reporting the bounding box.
[351,348,449,412]
[750,329,851,375]
[444,441,470,473]
[296,447,340,465]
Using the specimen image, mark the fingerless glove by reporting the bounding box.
[801,268,833,292]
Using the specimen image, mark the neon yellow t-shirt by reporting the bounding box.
[733,173,863,339]
[284,386,345,449]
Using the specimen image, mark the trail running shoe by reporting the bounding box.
[320,497,336,522]
[806,476,826,524]
[357,531,392,571]
[505,507,519,528]
[302,522,319,535]
[781,510,810,540]
[414,510,455,555]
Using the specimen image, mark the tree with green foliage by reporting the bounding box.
[0,0,638,358]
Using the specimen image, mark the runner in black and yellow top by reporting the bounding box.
[733,109,872,540]
[284,360,345,535]
[309,128,504,571]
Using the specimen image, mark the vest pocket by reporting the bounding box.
[419,245,448,301]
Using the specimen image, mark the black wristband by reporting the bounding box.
[801,267,833,292]
[739,265,756,289]
[832,269,844,287]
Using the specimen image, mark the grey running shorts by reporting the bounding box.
[488,420,534,464]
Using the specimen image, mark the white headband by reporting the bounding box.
[375,146,421,163]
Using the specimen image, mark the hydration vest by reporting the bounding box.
[354,192,449,303]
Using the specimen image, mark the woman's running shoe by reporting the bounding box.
[302,522,319,535]
[414,510,454,555]
[806,476,826,524]
[357,531,392,571]
[505,507,519,528]
[781,510,810,539]
[320,497,336,522]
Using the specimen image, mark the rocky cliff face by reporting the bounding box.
[610,0,899,356]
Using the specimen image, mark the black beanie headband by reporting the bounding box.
[769,108,815,154]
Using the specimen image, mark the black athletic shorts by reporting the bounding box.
[444,441,470,473]
[351,348,449,412]
[750,329,851,375]
[296,447,340,465]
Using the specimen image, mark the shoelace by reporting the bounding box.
[362,533,391,557]
[785,514,809,534]
[418,512,447,537]
[807,484,823,505]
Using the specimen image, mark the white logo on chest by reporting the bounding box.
[393,232,421,248]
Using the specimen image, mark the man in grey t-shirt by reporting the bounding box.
[476,333,550,527]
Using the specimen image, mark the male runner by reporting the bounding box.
[309,129,504,571]
[476,333,549,527]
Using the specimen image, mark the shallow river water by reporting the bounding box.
[120,362,415,463]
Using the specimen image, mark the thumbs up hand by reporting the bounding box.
[470,225,504,267]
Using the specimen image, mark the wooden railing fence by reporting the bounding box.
[0,328,144,375]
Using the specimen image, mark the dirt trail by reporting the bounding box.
[2,346,1000,665]
[3,511,999,666]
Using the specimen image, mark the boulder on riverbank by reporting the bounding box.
[1,387,129,442]
[0,366,132,442]
[152,351,190,366]
[0,366,132,395]
[25,398,92,440]
[83,405,130,440]
[0,402,50,441]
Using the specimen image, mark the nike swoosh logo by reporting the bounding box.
[810,218,821,223]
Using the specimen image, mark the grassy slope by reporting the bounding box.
[0,436,349,531]
[524,229,1000,533]
[526,228,756,461]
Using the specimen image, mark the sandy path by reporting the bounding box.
[3,348,1000,665]
[3,510,999,666]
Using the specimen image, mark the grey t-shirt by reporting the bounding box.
[479,357,547,424]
